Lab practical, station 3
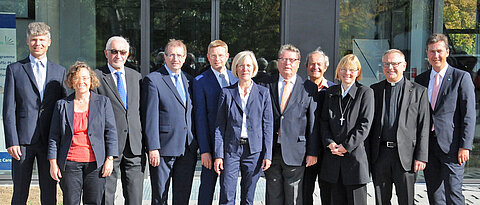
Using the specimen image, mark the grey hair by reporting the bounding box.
[105,36,130,51]
[306,47,329,68]
[278,44,301,60]
[26,22,51,39]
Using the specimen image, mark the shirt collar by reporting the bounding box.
[387,76,404,87]
[431,63,449,79]
[211,66,228,77]
[107,63,125,74]
[279,74,297,85]
[29,54,47,67]
[165,64,181,78]
[238,80,254,96]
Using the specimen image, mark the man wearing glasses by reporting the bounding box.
[142,39,198,205]
[370,49,429,205]
[94,36,145,205]
[259,44,319,205]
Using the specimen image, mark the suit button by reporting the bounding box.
[184,127,187,130]
[248,127,252,130]
[246,116,249,119]
[281,116,284,119]
[124,130,127,133]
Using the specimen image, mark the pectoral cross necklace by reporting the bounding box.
[339,96,351,126]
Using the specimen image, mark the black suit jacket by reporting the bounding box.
[3,57,67,147]
[415,66,476,155]
[320,82,374,185]
[94,66,143,155]
[370,78,430,171]
[259,74,319,166]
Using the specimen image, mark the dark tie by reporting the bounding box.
[174,74,187,105]
[219,73,229,88]
[115,71,127,108]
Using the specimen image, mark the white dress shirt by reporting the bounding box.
[108,63,128,96]
[428,64,448,103]
[29,54,47,100]
[239,81,253,139]
[211,67,231,88]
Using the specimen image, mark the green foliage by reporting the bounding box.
[444,0,477,55]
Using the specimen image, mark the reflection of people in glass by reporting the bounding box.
[320,54,374,205]
[48,62,118,204]
[214,51,273,205]
[182,53,197,76]
[252,57,269,82]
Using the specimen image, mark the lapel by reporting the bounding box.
[181,70,190,108]
[125,67,136,110]
[160,66,185,107]
[283,75,303,113]
[22,58,40,96]
[270,74,281,113]
[245,83,259,116]
[231,83,243,112]
[434,66,453,111]
[100,66,125,109]
[45,60,56,87]
[88,93,102,135]
[65,94,75,135]
[205,69,221,91]
[377,81,386,131]
[398,78,413,128]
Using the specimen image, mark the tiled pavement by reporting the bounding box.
[113,163,480,205]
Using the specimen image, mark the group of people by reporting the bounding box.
[3,21,475,205]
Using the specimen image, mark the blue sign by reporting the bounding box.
[0,152,11,170]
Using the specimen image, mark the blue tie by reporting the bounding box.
[115,71,127,108]
[174,74,187,105]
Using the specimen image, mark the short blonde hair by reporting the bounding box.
[27,22,51,39]
[208,40,228,53]
[231,51,258,78]
[65,61,100,90]
[335,54,362,81]
[165,39,187,55]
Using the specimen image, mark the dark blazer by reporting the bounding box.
[3,57,67,147]
[370,78,430,171]
[94,66,143,155]
[320,82,374,185]
[193,68,238,155]
[142,65,197,156]
[214,82,273,160]
[47,92,119,171]
[415,66,476,154]
[259,74,319,166]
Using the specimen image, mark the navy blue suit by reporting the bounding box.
[415,65,476,205]
[214,82,273,205]
[3,57,67,204]
[142,65,198,205]
[193,68,237,204]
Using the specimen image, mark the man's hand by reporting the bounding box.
[102,157,114,177]
[201,153,213,169]
[458,148,470,165]
[7,146,22,160]
[149,150,160,167]
[306,155,318,167]
[214,158,224,175]
[262,159,272,171]
[413,160,426,172]
[49,159,62,182]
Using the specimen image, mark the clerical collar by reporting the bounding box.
[387,77,404,87]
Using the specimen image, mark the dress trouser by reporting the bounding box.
[424,135,465,205]
[149,145,197,205]
[265,145,304,205]
[330,174,367,205]
[11,143,57,205]
[103,140,146,205]
[303,159,331,205]
[60,161,105,205]
[198,163,218,205]
[372,146,416,205]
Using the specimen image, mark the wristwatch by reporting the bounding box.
[107,156,114,160]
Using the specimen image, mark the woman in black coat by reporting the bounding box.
[319,54,374,205]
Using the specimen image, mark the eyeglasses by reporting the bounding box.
[340,68,359,73]
[278,58,299,63]
[108,49,128,56]
[382,62,404,68]
[166,53,185,59]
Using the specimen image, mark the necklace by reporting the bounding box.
[338,96,351,126]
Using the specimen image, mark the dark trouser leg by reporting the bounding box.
[82,162,106,204]
[172,146,197,205]
[220,152,240,205]
[120,146,146,205]
[265,150,284,205]
[198,163,218,205]
[318,179,331,205]
[103,153,121,205]
[303,161,320,205]
[373,147,394,205]
[60,161,85,205]
[331,174,366,205]
[35,143,57,205]
[149,156,175,205]
[239,145,262,205]
[281,160,304,205]
[11,145,33,205]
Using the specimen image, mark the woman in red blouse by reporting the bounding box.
[48,61,118,205]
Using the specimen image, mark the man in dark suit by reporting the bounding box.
[142,39,198,205]
[370,49,430,205]
[94,36,145,205]
[303,48,335,205]
[415,33,476,205]
[260,44,319,205]
[193,40,238,205]
[3,22,67,204]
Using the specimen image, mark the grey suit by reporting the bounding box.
[94,65,145,205]
[370,78,430,205]
[260,74,319,205]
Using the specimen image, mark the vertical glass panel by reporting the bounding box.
[220,0,280,63]
[339,0,433,86]
[150,0,211,75]
[444,0,476,30]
